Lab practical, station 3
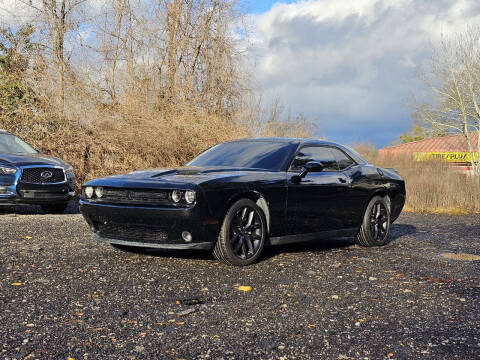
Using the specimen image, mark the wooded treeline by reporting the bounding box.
[0,0,312,186]
[402,27,480,176]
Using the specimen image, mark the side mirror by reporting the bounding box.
[300,161,323,178]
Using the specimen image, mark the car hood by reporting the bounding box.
[0,153,68,167]
[84,166,275,188]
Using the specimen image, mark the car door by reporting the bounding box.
[329,147,367,228]
[286,146,350,234]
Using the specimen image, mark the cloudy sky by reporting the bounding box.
[2,0,480,147]
[245,0,480,146]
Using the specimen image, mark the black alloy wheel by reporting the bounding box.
[356,195,391,247]
[213,198,267,266]
[229,206,263,260]
[369,201,388,242]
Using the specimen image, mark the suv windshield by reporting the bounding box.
[187,141,297,171]
[0,133,38,154]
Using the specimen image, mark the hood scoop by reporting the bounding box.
[175,168,202,175]
[150,167,205,178]
[149,166,256,179]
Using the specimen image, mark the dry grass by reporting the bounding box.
[353,143,480,214]
[0,101,248,188]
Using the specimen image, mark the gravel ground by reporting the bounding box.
[0,204,479,360]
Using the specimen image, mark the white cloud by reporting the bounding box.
[0,0,38,25]
[249,0,480,145]
[0,0,108,26]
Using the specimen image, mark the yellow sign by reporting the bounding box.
[413,152,478,163]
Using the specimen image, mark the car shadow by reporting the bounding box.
[117,224,417,262]
[0,200,80,215]
[259,237,356,262]
[128,248,215,261]
[116,223,418,264]
[126,237,357,264]
[388,223,417,242]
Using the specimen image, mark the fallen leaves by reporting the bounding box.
[176,297,203,306]
[442,253,480,261]
[237,285,252,292]
[355,318,367,326]
[177,308,196,317]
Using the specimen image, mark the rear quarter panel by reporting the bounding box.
[345,164,405,227]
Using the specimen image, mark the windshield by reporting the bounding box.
[0,133,38,154]
[187,141,297,171]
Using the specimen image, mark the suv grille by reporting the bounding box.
[95,222,169,243]
[21,167,65,184]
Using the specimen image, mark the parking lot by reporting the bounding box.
[1,206,479,359]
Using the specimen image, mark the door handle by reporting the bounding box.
[339,177,347,183]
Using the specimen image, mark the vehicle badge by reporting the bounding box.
[40,171,53,179]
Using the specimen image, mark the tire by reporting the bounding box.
[212,198,267,266]
[41,203,68,214]
[356,195,391,247]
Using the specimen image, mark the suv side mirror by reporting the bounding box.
[300,161,323,178]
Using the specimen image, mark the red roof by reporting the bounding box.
[379,131,478,155]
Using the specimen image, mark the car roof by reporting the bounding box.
[229,137,344,147]
[228,137,368,164]
[0,129,10,134]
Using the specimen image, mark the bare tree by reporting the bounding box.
[18,0,88,113]
[414,27,480,176]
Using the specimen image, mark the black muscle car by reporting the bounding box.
[80,138,405,266]
[0,130,75,213]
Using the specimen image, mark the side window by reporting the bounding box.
[331,148,356,170]
[289,146,339,172]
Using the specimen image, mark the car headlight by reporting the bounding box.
[95,187,104,198]
[184,190,196,204]
[171,190,182,203]
[0,166,17,175]
[84,186,94,199]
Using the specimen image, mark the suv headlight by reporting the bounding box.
[0,166,17,175]
[65,165,74,177]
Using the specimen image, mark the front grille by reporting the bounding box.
[99,188,169,205]
[21,167,65,184]
[19,190,67,199]
[95,222,169,243]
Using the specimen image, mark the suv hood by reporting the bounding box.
[0,153,68,167]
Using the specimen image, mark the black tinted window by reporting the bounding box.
[331,148,355,170]
[187,141,296,171]
[290,146,338,172]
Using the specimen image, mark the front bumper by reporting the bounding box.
[0,164,75,205]
[79,200,218,250]
[0,182,74,205]
[93,233,213,250]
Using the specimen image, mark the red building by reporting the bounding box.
[379,132,478,172]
